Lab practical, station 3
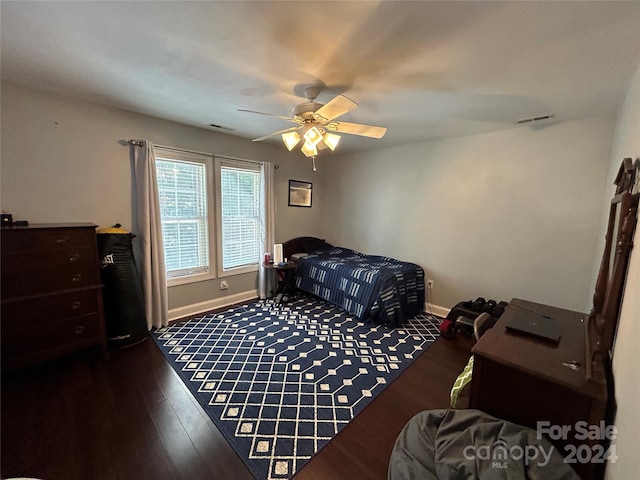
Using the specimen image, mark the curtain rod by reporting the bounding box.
[127,139,211,157]
[127,139,277,168]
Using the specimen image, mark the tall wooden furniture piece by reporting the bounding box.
[1,223,107,369]
[469,159,639,480]
[587,157,639,382]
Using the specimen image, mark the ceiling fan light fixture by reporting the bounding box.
[323,132,340,151]
[241,87,385,169]
[301,141,318,157]
[282,131,301,151]
[303,126,323,147]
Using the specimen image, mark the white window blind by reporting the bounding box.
[219,161,261,270]
[155,156,210,279]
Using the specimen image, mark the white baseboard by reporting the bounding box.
[169,291,450,323]
[425,302,450,318]
[168,290,259,322]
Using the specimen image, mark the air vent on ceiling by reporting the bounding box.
[208,123,235,131]
[516,114,554,125]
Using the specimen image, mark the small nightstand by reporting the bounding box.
[263,261,297,303]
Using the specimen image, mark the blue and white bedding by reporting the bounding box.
[294,247,425,327]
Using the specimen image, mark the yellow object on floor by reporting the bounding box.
[450,355,474,408]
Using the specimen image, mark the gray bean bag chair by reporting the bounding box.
[389,409,579,480]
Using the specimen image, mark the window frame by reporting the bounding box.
[154,147,216,287]
[214,156,262,278]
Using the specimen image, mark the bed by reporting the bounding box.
[283,237,425,327]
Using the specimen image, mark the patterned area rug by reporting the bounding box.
[152,295,440,480]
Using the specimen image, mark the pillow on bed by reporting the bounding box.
[300,238,333,254]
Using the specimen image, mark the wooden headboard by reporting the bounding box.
[282,236,331,260]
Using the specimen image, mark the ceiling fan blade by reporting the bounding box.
[314,95,358,123]
[238,109,300,123]
[325,121,387,139]
[252,126,302,142]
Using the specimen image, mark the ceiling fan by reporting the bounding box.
[238,86,387,158]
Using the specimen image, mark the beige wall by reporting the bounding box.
[322,117,615,313]
[604,60,640,480]
[275,160,327,245]
[0,82,325,310]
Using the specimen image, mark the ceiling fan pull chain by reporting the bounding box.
[312,156,317,172]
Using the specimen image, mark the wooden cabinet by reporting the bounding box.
[469,298,608,479]
[1,224,107,369]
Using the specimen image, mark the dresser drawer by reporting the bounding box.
[1,313,102,363]
[1,227,96,252]
[2,263,100,298]
[2,289,100,330]
[2,245,97,274]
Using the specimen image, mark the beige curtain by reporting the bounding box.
[258,161,276,299]
[133,140,169,329]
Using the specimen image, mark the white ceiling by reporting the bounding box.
[2,1,640,153]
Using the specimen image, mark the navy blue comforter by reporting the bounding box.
[294,247,425,327]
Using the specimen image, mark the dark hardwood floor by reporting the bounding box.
[1,324,474,480]
[294,334,474,480]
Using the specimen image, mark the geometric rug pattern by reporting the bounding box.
[152,294,440,480]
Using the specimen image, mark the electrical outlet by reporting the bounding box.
[427,279,434,289]
[220,280,229,290]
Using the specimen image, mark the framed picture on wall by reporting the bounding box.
[288,180,312,207]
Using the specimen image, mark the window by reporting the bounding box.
[154,148,214,284]
[153,147,264,284]
[216,157,262,276]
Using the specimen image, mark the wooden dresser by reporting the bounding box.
[469,298,608,479]
[1,223,107,369]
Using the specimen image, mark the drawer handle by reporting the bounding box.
[74,325,86,335]
[71,273,83,283]
[56,236,69,244]
[71,301,82,310]
[69,254,81,263]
